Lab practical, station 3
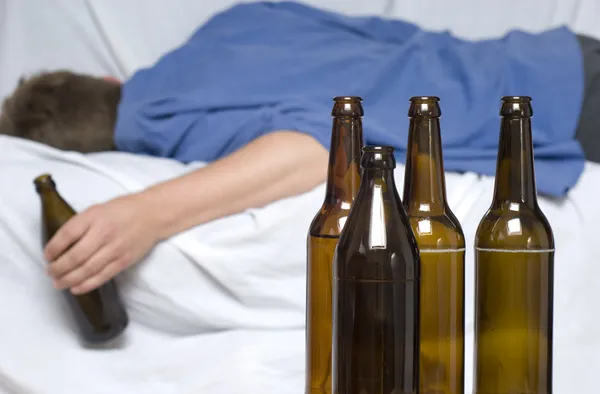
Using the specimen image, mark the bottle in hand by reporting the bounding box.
[332,146,420,394]
[402,96,465,394]
[473,97,554,394]
[34,174,129,345]
[306,96,364,394]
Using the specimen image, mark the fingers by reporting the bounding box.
[47,221,107,280]
[71,259,124,295]
[39,199,147,295]
[52,245,120,290]
[44,213,92,262]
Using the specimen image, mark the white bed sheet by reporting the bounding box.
[1,134,599,393]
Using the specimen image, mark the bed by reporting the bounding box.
[1,0,599,393]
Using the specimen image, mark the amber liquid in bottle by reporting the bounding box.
[306,97,364,394]
[473,97,554,394]
[402,97,465,394]
[34,174,129,345]
[332,146,420,394]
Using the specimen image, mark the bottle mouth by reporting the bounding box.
[33,173,56,191]
[333,96,363,102]
[362,146,394,154]
[409,96,440,102]
[361,146,396,170]
[501,96,532,103]
[332,96,364,117]
[408,96,441,117]
[34,173,53,184]
[500,96,533,117]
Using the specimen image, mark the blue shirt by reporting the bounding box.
[115,1,585,197]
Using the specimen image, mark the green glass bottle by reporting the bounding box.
[34,174,129,345]
[306,97,364,394]
[473,96,554,394]
[403,96,465,394]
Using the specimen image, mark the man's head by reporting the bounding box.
[0,70,121,153]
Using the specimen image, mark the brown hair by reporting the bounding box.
[0,70,121,153]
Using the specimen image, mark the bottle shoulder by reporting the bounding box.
[475,203,554,250]
[308,202,352,237]
[334,198,420,281]
[407,211,465,250]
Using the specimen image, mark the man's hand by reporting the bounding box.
[45,193,160,295]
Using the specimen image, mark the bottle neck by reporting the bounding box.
[37,186,59,198]
[359,168,398,249]
[403,117,448,215]
[492,117,538,208]
[325,117,363,205]
[37,187,56,203]
[37,187,75,215]
[361,168,397,190]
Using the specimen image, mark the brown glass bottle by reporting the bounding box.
[402,97,465,394]
[306,96,364,394]
[473,97,554,394]
[332,146,420,394]
[34,174,129,345]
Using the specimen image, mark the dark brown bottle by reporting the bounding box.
[306,96,364,394]
[34,174,129,345]
[332,146,420,394]
[403,97,465,394]
[473,97,554,394]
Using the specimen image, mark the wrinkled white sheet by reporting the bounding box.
[1,134,599,393]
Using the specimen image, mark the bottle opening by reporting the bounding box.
[409,96,440,102]
[361,145,396,170]
[500,96,533,117]
[408,96,441,117]
[333,96,363,102]
[34,173,54,185]
[363,146,394,154]
[331,96,364,117]
[33,173,56,190]
[501,96,532,103]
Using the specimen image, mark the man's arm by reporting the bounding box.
[44,130,328,294]
[145,130,328,239]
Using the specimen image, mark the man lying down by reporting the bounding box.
[0,1,597,296]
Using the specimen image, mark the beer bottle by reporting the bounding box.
[403,96,465,394]
[332,146,420,394]
[306,96,364,394]
[34,174,129,345]
[473,96,554,393]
